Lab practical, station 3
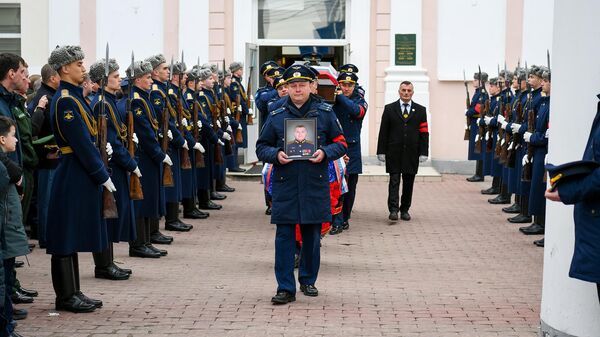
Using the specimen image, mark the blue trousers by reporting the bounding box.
[275,223,321,294]
[37,169,56,246]
[3,258,14,334]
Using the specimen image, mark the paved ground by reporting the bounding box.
[17,175,542,337]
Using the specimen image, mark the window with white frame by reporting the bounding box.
[0,3,20,55]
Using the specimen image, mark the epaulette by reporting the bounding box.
[186,93,193,100]
[199,91,205,96]
[133,92,141,99]
[61,89,70,97]
[151,84,159,91]
[168,88,174,95]
[271,106,285,116]
[318,102,333,112]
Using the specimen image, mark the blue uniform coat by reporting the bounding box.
[466,88,482,160]
[528,95,550,216]
[333,91,367,174]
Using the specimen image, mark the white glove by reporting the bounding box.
[181,118,188,127]
[102,178,117,192]
[216,119,221,128]
[217,139,225,146]
[500,137,505,146]
[476,118,482,124]
[226,125,232,133]
[485,132,490,141]
[464,124,469,130]
[484,116,492,125]
[197,121,202,129]
[222,133,232,141]
[106,143,113,157]
[501,121,508,130]
[238,124,242,130]
[193,143,205,153]
[377,154,385,162]
[132,133,139,144]
[226,108,232,115]
[522,155,530,166]
[510,123,521,133]
[497,115,506,124]
[182,140,189,150]
[132,167,142,178]
[523,132,532,143]
[419,155,428,163]
[474,134,480,143]
[248,108,254,116]
[464,108,469,115]
[163,154,173,166]
[167,130,173,140]
[225,116,230,123]
[545,129,549,138]
[237,105,242,112]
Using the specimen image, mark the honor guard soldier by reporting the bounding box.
[256,64,347,305]
[255,60,280,130]
[147,54,191,236]
[170,62,208,220]
[46,45,108,313]
[127,60,170,259]
[89,58,139,280]
[222,69,245,173]
[331,71,367,234]
[521,68,550,241]
[481,77,503,195]
[466,71,488,182]
[229,62,252,149]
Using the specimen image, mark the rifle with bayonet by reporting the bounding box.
[208,65,224,165]
[494,64,504,161]
[127,51,143,200]
[98,44,119,218]
[474,66,489,154]
[176,52,192,170]
[506,61,522,168]
[463,70,471,141]
[220,59,233,156]
[192,58,205,168]
[521,62,533,181]
[160,59,175,187]
[498,62,512,164]
[246,65,254,125]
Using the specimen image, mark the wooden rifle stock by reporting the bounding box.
[474,94,488,154]
[97,99,119,219]
[464,84,471,141]
[234,95,243,143]
[522,105,535,181]
[245,69,254,125]
[161,105,174,186]
[176,92,192,169]
[192,96,205,168]
[498,102,511,164]
[211,103,223,165]
[219,93,233,156]
[126,98,143,200]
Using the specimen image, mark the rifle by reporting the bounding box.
[220,59,233,156]
[246,65,254,125]
[160,59,175,187]
[494,65,504,161]
[98,44,118,219]
[463,70,471,141]
[498,62,512,164]
[233,93,243,143]
[474,66,489,154]
[127,51,143,200]
[208,67,223,165]
[177,51,192,170]
[193,57,205,168]
[520,62,533,181]
[506,61,522,168]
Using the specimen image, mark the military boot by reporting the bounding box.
[51,255,95,313]
[93,244,129,280]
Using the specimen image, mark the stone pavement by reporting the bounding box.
[17,175,542,337]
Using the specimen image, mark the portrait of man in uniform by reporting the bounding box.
[285,119,316,159]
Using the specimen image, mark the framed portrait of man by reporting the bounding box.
[284,118,317,160]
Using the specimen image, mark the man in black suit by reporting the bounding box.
[376,81,429,221]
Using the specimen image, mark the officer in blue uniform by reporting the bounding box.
[331,71,367,234]
[508,65,544,225]
[127,60,170,259]
[256,64,347,304]
[89,58,139,280]
[146,54,190,237]
[222,69,245,175]
[466,72,488,182]
[481,78,503,195]
[545,91,600,303]
[47,45,107,313]
[212,68,236,192]
[229,62,251,149]
[338,64,365,98]
[255,61,279,131]
[521,69,550,242]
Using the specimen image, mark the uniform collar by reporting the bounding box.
[59,80,84,98]
[153,79,167,91]
[131,85,150,98]
[285,96,315,117]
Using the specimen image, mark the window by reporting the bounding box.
[258,0,345,40]
[0,4,20,55]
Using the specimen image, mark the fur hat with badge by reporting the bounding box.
[48,45,85,71]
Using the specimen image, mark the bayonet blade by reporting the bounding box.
[547,49,551,71]
[104,43,110,77]
[130,51,135,79]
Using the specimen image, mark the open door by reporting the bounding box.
[243,42,259,164]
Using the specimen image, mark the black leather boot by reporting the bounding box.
[72,253,103,308]
[467,160,484,182]
[481,177,501,194]
[502,195,521,213]
[508,196,532,223]
[129,217,161,258]
[164,202,192,232]
[489,184,511,204]
[182,198,209,219]
[520,213,545,235]
[216,179,235,192]
[109,244,131,275]
[51,255,96,313]
[93,245,129,280]
[146,219,167,256]
[199,189,222,210]
[149,217,173,244]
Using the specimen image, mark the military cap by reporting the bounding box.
[229,61,243,73]
[88,58,119,84]
[260,60,278,76]
[265,66,284,78]
[126,60,153,79]
[198,68,213,81]
[48,45,85,71]
[499,69,513,82]
[528,65,540,78]
[337,72,358,83]
[202,63,218,74]
[542,69,551,81]
[535,65,548,78]
[488,77,499,86]
[339,64,359,73]
[273,75,287,89]
[186,68,199,82]
[172,61,187,75]
[283,64,315,83]
[145,54,166,70]
[545,160,600,191]
[473,71,488,82]
[514,68,526,81]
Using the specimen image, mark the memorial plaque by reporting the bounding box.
[395,34,416,66]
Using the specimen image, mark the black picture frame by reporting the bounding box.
[284,118,317,160]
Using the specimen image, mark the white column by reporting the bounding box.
[540,1,600,336]
[384,0,430,157]
[48,0,80,48]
